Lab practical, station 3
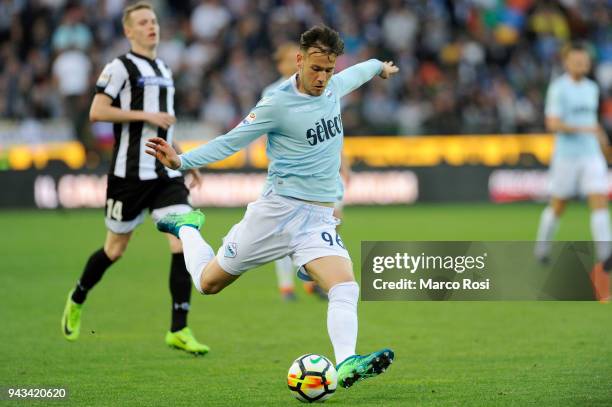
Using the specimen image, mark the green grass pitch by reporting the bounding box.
[1,203,610,406]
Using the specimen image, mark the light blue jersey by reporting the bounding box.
[179,59,383,202]
[545,73,601,158]
[264,76,346,201]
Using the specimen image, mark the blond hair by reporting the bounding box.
[122,1,154,26]
[274,42,299,62]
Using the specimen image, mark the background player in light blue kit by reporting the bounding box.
[146,25,398,389]
[534,43,610,301]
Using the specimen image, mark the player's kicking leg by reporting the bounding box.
[304,256,394,389]
[156,210,240,295]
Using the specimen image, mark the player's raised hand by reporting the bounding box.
[379,61,399,79]
[146,137,181,169]
[145,112,176,129]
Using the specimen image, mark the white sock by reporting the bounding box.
[535,206,559,259]
[275,256,295,291]
[178,226,215,293]
[327,281,359,365]
[591,209,612,261]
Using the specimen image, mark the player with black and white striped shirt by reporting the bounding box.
[96,48,181,180]
[61,1,209,354]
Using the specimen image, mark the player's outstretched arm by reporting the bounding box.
[333,59,400,98]
[164,100,277,170]
[146,137,181,169]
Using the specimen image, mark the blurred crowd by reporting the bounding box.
[1,0,612,150]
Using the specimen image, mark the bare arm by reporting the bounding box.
[89,94,176,129]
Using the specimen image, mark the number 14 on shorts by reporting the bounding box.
[321,231,344,248]
[106,199,123,221]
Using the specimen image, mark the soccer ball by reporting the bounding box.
[287,354,337,403]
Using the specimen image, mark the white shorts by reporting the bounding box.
[549,155,608,199]
[217,192,350,276]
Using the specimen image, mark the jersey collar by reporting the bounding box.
[291,74,317,99]
[129,50,157,63]
[563,72,587,85]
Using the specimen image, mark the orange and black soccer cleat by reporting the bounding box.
[303,281,316,294]
[280,286,297,301]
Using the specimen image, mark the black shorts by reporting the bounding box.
[105,175,190,222]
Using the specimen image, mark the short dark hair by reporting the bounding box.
[300,25,344,57]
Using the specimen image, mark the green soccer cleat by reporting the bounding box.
[336,348,394,389]
[156,210,205,238]
[61,291,82,341]
[165,327,210,355]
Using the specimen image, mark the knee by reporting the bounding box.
[104,242,127,261]
[550,202,565,217]
[327,272,357,291]
[589,196,608,210]
[200,281,223,295]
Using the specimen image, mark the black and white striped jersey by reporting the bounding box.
[95,50,181,180]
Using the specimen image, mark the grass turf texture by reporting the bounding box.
[1,203,610,406]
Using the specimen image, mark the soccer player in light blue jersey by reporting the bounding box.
[534,43,610,301]
[264,42,347,301]
[147,25,398,388]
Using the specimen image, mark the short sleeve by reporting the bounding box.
[95,59,128,100]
